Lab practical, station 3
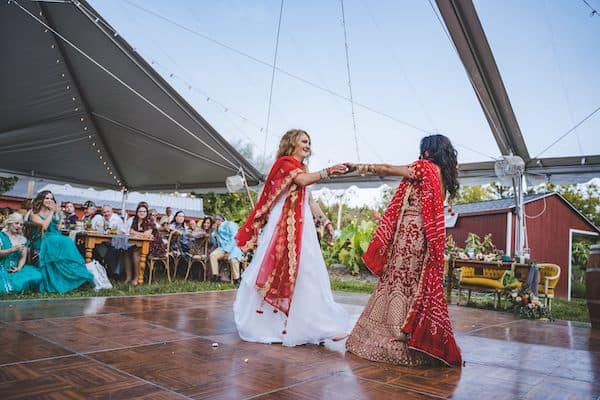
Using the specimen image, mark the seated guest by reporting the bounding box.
[29,191,93,293]
[188,219,198,233]
[149,209,161,230]
[63,202,79,227]
[91,205,124,234]
[189,216,214,256]
[81,201,99,229]
[169,211,190,254]
[19,199,33,219]
[209,214,244,285]
[123,201,149,232]
[0,213,42,293]
[91,205,125,277]
[159,206,173,229]
[125,203,166,285]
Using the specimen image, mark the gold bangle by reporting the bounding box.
[357,164,377,176]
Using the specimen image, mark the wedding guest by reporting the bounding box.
[0,213,42,293]
[29,191,93,293]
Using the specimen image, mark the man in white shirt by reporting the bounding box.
[159,206,173,229]
[91,205,125,278]
[91,205,124,233]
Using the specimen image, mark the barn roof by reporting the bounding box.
[448,192,600,233]
[451,193,547,214]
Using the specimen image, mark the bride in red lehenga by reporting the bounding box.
[345,134,462,367]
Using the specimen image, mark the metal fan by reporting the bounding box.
[495,155,527,259]
[225,168,254,207]
[226,174,246,192]
[494,155,524,185]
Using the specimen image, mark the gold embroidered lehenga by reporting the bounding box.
[347,160,462,367]
[346,184,435,365]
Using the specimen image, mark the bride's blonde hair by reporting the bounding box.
[276,129,311,162]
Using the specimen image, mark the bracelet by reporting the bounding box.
[357,164,378,176]
[319,169,330,180]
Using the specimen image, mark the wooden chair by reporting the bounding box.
[184,238,210,281]
[23,221,44,266]
[147,231,176,284]
[537,263,561,311]
[219,254,249,283]
[169,231,188,279]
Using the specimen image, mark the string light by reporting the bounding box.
[37,7,125,191]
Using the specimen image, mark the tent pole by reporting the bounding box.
[239,168,254,208]
[512,174,525,261]
[121,189,128,219]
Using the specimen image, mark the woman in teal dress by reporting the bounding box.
[29,190,93,293]
[0,213,42,293]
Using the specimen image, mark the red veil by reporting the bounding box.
[236,156,306,316]
[362,160,462,366]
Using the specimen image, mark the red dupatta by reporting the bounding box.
[362,159,462,366]
[236,156,305,316]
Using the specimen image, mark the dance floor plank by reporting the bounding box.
[1,290,599,399]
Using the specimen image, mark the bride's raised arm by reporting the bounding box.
[345,163,411,178]
[293,163,349,187]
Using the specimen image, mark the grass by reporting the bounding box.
[0,278,591,324]
[330,280,376,293]
[549,297,589,323]
[0,278,235,301]
[454,291,590,323]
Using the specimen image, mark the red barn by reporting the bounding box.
[446,192,599,300]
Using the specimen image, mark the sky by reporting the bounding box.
[86,0,600,206]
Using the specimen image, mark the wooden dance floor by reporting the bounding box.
[1,290,599,399]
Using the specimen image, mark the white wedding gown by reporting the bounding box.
[234,189,351,346]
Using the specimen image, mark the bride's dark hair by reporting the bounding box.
[420,134,459,200]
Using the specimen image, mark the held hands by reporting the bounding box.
[344,163,357,173]
[327,163,350,176]
[320,163,351,180]
[343,163,378,176]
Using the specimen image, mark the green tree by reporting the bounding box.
[489,182,512,199]
[557,183,600,227]
[0,176,18,195]
[194,191,256,224]
[455,185,494,204]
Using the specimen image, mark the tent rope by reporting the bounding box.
[340,0,360,162]
[10,0,240,173]
[263,0,285,164]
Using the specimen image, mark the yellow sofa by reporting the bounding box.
[457,264,522,308]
